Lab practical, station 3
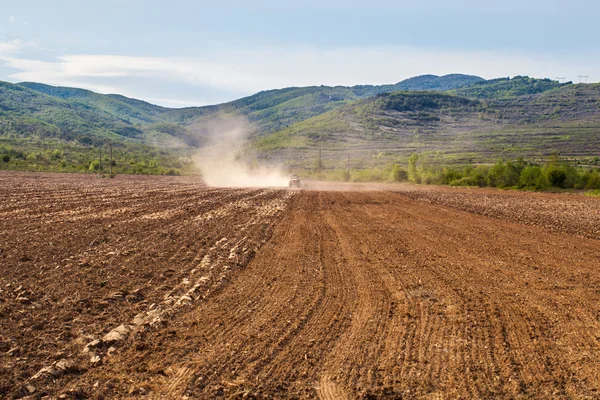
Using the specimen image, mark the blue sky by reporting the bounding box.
[0,0,598,107]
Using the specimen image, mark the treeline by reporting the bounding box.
[392,154,600,190]
[0,142,192,176]
[449,76,568,99]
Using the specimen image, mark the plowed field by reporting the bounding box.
[1,172,600,399]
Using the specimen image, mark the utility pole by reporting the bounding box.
[556,77,566,83]
[579,75,590,84]
[109,145,113,177]
[99,146,102,178]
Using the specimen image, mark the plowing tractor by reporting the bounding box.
[289,174,301,188]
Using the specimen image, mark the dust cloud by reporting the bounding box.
[193,115,289,188]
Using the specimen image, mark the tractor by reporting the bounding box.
[288,174,301,188]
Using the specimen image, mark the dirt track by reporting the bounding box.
[2,172,600,399]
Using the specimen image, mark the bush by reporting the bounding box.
[89,160,100,171]
[469,166,490,187]
[488,160,521,188]
[50,149,64,160]
[417,161,443,184]
[27,152,44,161]
[449,177,477,187]
[585,171,600,189]
[1,154,10,163]
[442,168,462,184]
[545,165,567,188]
[519,165,546,189]
[390,164,408,182]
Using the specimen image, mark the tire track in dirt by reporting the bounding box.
[310,190,600,398]
[0,173,296,398]
[68,188,600,399]
[149,193,356,398]
[4,174,600,399]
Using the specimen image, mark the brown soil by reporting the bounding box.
[1,172,600,399]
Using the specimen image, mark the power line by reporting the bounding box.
[556,77,566,83]
[578,75,590,84]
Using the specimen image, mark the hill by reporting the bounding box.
[448,76,569,99]
[0,81,150,143]
[160,74,486,134]
[0,81,197,174]
[3,75,598,176]
[256,84,600,170]
[18,82,168,124]
[350,74,485,97]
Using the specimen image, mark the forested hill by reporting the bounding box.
[448,76,569,99]
[2,74,596,175]
[18,82,168,124]
[255,84,600,169]
[350,74,485,96]
[11,74,487,139]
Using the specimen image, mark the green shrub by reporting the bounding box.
[488,160,521,188]
[585,171,600,189]
[417,161,443,184]
[50,149,64,160]
[442,168,462,184]
[390,164,408,182]
[468,166,490,187]
[1,154,10,163]
[545,165,567,188]
[449,177,477,186]
[407,154,420,183]
[27,152,44,161]
[89,160,100,171]
[519,165,545,189]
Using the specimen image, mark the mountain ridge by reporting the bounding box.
[2,74,596,175]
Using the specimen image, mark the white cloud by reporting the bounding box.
[0,40,26,55]
[9,16,16,24]
[0,44,596,107]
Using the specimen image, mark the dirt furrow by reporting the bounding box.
[3,173,600,399]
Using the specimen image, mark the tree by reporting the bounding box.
[407,154,420,183]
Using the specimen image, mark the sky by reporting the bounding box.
[0,0,599,107]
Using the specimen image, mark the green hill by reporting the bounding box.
[3,75,599,176]
[448,76,568,99]
[18,82,168,124]
[0,81,148,142]
[256,84,600,169]
[161,74,485,134]
[350,74,485,97]
[13,73,487,142]
[161,86,360,135]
